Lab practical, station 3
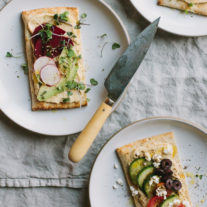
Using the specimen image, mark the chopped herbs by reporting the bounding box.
[112,42,121,50]
[81,13,87,19]
[67,91,73,96]
[90,78,98,86]
[188,3,193,7]
[6,52,13,57]
[66,81,86,91]
[21,63,28,74]
[100,33,107,38]
[74,13,90,29]
[39,24,53,43]
[67,32,77,38]
[196,174,203,180]
[63,98,70,103]
[85,88,91,93]
[40,91,47,99]
[54,11,70,25]
[5,51,21,58]
[184,9,189,14]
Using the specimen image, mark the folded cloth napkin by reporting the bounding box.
[0,0,207,189]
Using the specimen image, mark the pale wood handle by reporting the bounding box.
[69,101,112,162]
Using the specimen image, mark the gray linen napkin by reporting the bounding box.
[0,0,207,190]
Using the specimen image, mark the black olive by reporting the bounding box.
[164,169,173,176]
[155,168,165,176]
[161,175,172,182]
[160,159,172,170]
[173,180,182,191]
[165,178,174,190]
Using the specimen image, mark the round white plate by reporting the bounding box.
[89,117,207,207]
[130,0,207,37]
[0,0,129,136]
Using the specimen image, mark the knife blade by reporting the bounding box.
[69,18,160,163]
[105,17,160,103]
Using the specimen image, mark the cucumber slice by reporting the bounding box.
[129,158,152,185]
[137,166,155,189]
[143,175,160,198]
[160,195,179,207]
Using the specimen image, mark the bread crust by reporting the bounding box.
[22,7,87,111]
[158,0,207,16]
[116,132,192,207]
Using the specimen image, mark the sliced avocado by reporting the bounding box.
[143,174,160,198]
[37,78,66,101]
[137,166,155,189]
[58,47,79,81]
[129,158,152,185]
[160,195,179,207]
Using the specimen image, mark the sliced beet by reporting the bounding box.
[32,24,73,58]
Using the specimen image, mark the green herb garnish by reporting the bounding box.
[74,13,90,29]
[21,63,28,74]
[39,24,53,43]
[87,98,90,102]
[196,174,203,180]
[67,48,76,58]
[85,88,91,93]
[67,32,77,38]
[65,81,86,91]
[6,51,21,58]
[100,42,108,58]
[67,91,73,96]
[40,91,47,99]
[188,3,193,7]
[54,11,70,25]
[77,83,85,90]
[90,78,98,86]
[99,34,107,39]
[112,42,120,50]
[63,98,70,103]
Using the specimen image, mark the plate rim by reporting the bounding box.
[130,0,207,37]
[0,0,130,136]
[89,115,207,206]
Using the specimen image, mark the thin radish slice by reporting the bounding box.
[40,64,60,86]
[34,56,55,74]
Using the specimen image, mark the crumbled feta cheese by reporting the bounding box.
[149,175,160,186]
[152,154,162,162]
[156,186,167,200]
[153,161,160,168]
[144,152,151,161]
[114,163,118,169]
[116,178,123,186]
[112,184,118,190]
[168,199,181,207]
[130,186,139,196]
[134,151,140,158]
[163,144,173,155]
[182,200,191,207]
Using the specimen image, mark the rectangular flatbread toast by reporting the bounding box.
[116,132,192,207]
[158,0,207,16]
[22,7,87,111]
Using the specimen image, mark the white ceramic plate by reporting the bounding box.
[0,0,129,136]
[130,0,207,37]
[89,117,207,207]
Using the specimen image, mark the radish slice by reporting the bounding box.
[34,56,55,73]
[40,64,60,86]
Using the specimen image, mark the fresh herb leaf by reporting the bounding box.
[77,83,85,90]
[67,91,73,96]
[54,11,69,25]
[74,13,90,29]
[184,9,189,14]
[196,174,203,180]
[188,3,193,7]
[81,13,87,19]
[85,88,91,93]
[6,52,13,57]
[67,32,77,38]
[40,91,47,99]
[112,42,120,50]
[39,25,53,43]
[21,63,28,74]
[63,98,70,103]
[90,78,98,86]
[100,34,107,38]
[66,81,86,91]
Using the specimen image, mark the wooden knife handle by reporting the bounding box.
[68,101,112,163]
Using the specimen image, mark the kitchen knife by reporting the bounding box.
[69,18,160,163]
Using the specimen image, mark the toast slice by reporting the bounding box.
[22,8,87,111]
[158,0,207,16]
[116,132,192,207]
